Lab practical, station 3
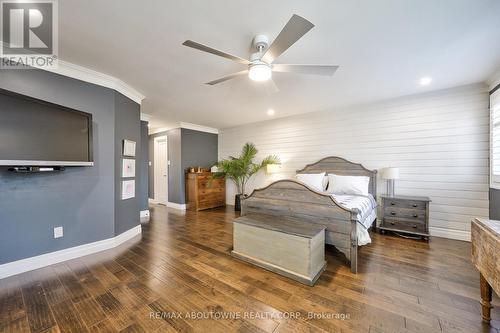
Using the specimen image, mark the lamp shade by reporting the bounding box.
[266,164,281,174]
[382,167,400,180]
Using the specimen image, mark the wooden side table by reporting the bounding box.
[471,218,500,323]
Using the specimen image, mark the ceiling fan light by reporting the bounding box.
[248,64,272,82]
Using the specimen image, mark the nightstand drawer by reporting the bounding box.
[385,199,426,210]
[384,207,426,221]
[382,218,426,233]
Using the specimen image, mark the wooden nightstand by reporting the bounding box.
[379,195,431,240]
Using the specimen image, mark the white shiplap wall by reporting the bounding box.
[218,84,490,241]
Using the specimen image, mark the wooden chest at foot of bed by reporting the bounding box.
[231,214,326,286]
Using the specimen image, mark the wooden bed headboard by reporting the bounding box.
[296,156,377,196]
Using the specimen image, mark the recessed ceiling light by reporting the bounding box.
[267,109,275,116]
[419,77,432,86]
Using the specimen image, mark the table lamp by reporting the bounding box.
[266,164,281,174]
[382,167,400,197]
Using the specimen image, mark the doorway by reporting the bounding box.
[154,136,168,205]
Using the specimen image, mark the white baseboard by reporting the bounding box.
[429,227,470,242]
[140,210,150,223]
[0,225,142,280]
[149,199,186,211]
[167,202,187,210]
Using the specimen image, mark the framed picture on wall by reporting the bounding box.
[123,139,136,157]
[121,180,135,200]
[122,159,135,177]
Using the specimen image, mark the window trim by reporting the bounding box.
[491,86,500,189]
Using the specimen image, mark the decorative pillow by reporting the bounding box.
[326,174,370,195]
[296,172,326,192]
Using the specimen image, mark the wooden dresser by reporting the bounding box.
[379,195,431,240]
[471,218,500,323]
[186,172,225,211]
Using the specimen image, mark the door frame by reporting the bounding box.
[154,136,168,205]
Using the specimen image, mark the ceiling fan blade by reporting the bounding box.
[261,15,315,64]
[272,64,339,76]
[205,70,248,85]
[183,40,250,65]
[268,79,280,93]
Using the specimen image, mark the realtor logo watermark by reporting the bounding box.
[0,0,58,69]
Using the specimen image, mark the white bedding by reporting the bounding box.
[325,193,377,246]
[357,209,376,246]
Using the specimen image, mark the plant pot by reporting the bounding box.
[234,194,244,211]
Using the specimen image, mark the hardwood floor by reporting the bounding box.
[1,204,499,333]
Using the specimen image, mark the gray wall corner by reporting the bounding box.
[149,128,218,205]
[489,188,500,220]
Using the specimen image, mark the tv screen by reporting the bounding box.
[0,88,93,166]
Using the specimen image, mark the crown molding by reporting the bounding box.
[149,122,219,135]
[148,127,174,135]
[488,67,500,92]
[1,46,145,104]
[44,60,145,104]
[140,113,152,122]
[180,122,219,134]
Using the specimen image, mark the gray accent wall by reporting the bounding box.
[149,128,218,205]
[167,128,183,204]
[0,68,142,265]
[114,93,141,236]
[181,128,218,172]
[180,128,218,202]
[490,189,500,220]
[149,128,182,204]
[139,121,149,212]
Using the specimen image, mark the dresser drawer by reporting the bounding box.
[198,197,225,210]
[382,218,426,233]
[198,178,225,189]
[384,207,426,221]
[199,192,225,202]
[384,199,426,210]
[199,187,224,195]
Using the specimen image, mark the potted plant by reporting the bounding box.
[214,143,279,211]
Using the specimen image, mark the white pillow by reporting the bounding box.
[296,172,326,192]
[326,174,370,195]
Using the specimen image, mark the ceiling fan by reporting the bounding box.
[182,14,339,86]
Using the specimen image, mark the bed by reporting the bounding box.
[240,156,378,273]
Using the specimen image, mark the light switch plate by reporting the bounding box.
[54,226,63,238]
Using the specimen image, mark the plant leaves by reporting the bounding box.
[213,143,280,195]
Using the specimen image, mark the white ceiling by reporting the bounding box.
[59,0,500,130]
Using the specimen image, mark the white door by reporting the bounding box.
[154,136,168,205]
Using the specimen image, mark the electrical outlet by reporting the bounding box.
[54,226,63,238]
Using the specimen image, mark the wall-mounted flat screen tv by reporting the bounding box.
[0,88,93,166]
